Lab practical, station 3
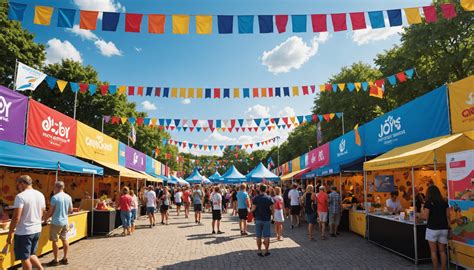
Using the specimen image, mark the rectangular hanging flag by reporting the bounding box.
[331,13,347,32]
[311,14,327,32]
[197,88,203,98]
[218,15,233,34]
[422,6,438,23]
[292,86,299,96]
[171,88,178,97]
[148,14,166,34]
[57,8,76,28]
[187,88,195,98]
[283,87,290,96]
[440,3,457,19]
[80,10,99,30]
[349,12,366,30]
[238,15,254,34]
[258,15,273,33]
[233,88,240,98]
[292,15,307,33]
[15,62,46,91]
[205,88,211,98]
[448,76,474,133]
[0,85,28,144]
[179,88,186,98]
[34,6,54,26]
[253,88,259,97]
[404,8,422,24]
[125,13,143,32]
[8,2,27,21]
[275,15,289,33]
[196,15,212,34]
[102,12,120,31]
[172,15,190,34]
[387,9,402,26]
[214,88,221,98]
[224,88,230,98]
[461,0,474,11]
[368,11,385,28]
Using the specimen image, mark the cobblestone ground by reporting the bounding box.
[37,209,432,270]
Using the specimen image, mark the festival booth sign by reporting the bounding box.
[125,145,146,172]
[301,143,330,179]
[446,149,474,269]
[448,75,474,133]
[26,99,77,155]
[363,85,450,156]
[76,121,119,164]
[0,85,27,144]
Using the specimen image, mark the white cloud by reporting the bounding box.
[94,40,122,57]
[45,39,82,65]
[141,100,157,111]
[245,104,270,118]
[261,33,329,74]
[134,47,142,53]
[352,20,403,45]
[208,132,236,143]
[73,0,125,13]
[181,98,191,105]
[278,106,296,117]
[66,25,122,57]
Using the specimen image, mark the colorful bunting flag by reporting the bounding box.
[57,8,76,28]
[349,12,367,30]
[275,15,289,33]
[196,15,213,34]
[238,15,253,34]
[311,14,327,32]
[218,15,233,34]
[34,6,54,26]
[172,15,190,34]
[148,14,166,34]
[258,15,273,33]
[404,8,422,25]
[125,13,143,33]
[292,15,307,32]
[80,10,99,30]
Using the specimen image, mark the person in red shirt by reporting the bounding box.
[317,186,329,240]
[118,187,133,236]
[182,186,191,218]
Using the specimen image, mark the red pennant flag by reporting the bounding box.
[396,72,407,82]
[213,145,218,150]
[253,127,258,132]
[302,86,309,95]
[208,120,214,128]
[325,84,332,91]
[158,126,163,131]
[235,127,240,132]
[79,83,88,93]
[192,119,198,126]
[275,15,288,33]
[282,117,290,126]
[422,6,438,23]
[137,118,144,126]
[253,88,259,97]
[234,153,239,158]
[311,14,327,32]
[349,12,366,30]
[100,85,108,95]
[214,88,221,98]
[137,86,144,96]
[170,126,175,131]
[128,86,135,95]
[230,119,236,128]
[228,127,233,133]
[125,13,143,33]
[268,87,274,97]
[111,116,120,124]
[375,79,385,87]
[189,127,194,132]
[203,127,209,132]
[331,13,347,32]
[440,3,456,19]
[210,127,215,132]
[310,85,316,93]
[323,114,331,122]
[155,87,161,96]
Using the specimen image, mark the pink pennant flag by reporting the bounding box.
[275,15,289,33]
[311,14,327,32]
[349,12,366,30]
[331,13,347,32]
[440,3,457,19]
[422,6,438,23]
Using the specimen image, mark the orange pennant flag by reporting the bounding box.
[148,14,166,34]
[354,124,362,146]
[80,10,99,30]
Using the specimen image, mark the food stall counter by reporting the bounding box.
[0,211,89,269]
[348,210,366,237]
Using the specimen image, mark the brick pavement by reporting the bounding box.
[35,210,432,270]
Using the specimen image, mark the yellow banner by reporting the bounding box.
[154,160,162,175]
[291,157,301,171]
[76,121,118,164]
[449,76,474,133]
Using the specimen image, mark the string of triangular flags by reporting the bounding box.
[103,113,343,132]
[8,2,469,35]
[38,64,414,99]
[160,137,279,152]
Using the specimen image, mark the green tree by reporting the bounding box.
[0,6,45,88]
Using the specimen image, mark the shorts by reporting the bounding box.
[146,207,156,214]
[176,202,182,207]
[318,212,328,223]
[329,213,341,226]
[255,220,271,238]
[194,204,202,212]
[14,233,40,260]
[290,205,301,215]
[306,212,318,225]
[160,205,169,213]
[131,209,137,223]
[49,224,68,241]
[212,210,222,220]
[120,210,132,229]
[238,208,248,220]
[425,228,448,244]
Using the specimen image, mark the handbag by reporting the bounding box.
[247,211,254,222]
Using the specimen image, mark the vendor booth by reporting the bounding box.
[208,171,222,183]
[186,168,207,184]
[246,162,280,183]
[220,165,246,184]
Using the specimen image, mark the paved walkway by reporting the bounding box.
[36,209,431,269]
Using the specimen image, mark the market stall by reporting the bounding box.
[246,162,280,183]
[186,167,208,185]
[363,133,474,264]
[219,165,246,184]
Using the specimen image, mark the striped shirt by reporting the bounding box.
[328,191,341,214]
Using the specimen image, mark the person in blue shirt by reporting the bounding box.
[44,181,73,266]
[251,184,274,257]
[236,184,250,236]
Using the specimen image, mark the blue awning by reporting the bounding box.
[302,156,363,179]
[0,140,103,175]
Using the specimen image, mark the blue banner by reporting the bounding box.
[146,155,155,175]
[329,128,366,165]
[118,142,126,166]
[363,85,450,156]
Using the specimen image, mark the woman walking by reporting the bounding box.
[304,185,318,240]
[160,187,171,225]
[423,185,450,270]
[183,186,191,218]
[175,188,183,216]
[118,187,133,236]
[273,187,285,241]
[130,189,139,234]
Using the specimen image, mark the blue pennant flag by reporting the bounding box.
[128,118,136,124]
[361,82,369,91]
[199,145,203,150]
[283,87,290,96]
[174,119,181,126]
[70,82,79,93]
[162,139,167,145]
[223,88,230,98]
[387,75,397,86]
[57,8,76,28]
[45,76,57,89]
[165,119,172,126]
[297,115,304,123]
[275,87,281,97]
[216,120,222,128]
[159,119,165,126]
[347,83,355,92]
[405,68,415,79]
[258,15,273,33]
[336,112,343,119]
[318,115,324,122]
[176,127,182,131]
[368,11,385,29]
[218,15,233,34]
[332,84,338,92]
[196,127,202,132]
[292,15,307,33]
[387,9,402,27]
[238,119,244,127]
[243,88,250,98]
[163,88,170,97]
[146,87,153,96]
[238,15,254,34]
[102,12,120,31]
[88,84,97,95]
[219,145,225,150]
[254,118,262,126]
[205,88,212,98]
[144,118,151,125]
[305,115,313,122]
[183,127,188,132]
[109,85,117,95]
[8,2,27,21]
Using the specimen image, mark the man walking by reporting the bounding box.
[211,186,223,234]
[6,175,46,270]
[328,186,342,237]
[44,181,73,266]
[288,184,301,228]
[236,183,250,236]
[193,185,203,224]
[145,186,157,228]
[251,184,274,257]
[317,186,329,240]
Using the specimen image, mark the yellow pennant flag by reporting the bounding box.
[171,88,178,97]
[118,86,127,95]
[354,82,361,92]
[290,116,297,123]
[329,113,336,120]
[196,15,212,34]
[221,128,227,132]
[261,88,267,97]
[338,83,346,91]
[233,88,240,98]
[172,15,190,34]
[319,85,325,92]
[121,117,128,124]
[57,80,68,93]
[196,88,203,98]
[151,118,157,126]
[461,0,474,11]
[404,8,422,25]
[34,6,54,26]
[179,88,186,98]
[292,86,299,96]
[187,88,195,98]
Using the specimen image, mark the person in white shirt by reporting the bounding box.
[288,184,301,228]
[144,186,157,228]
[386,191,402,213]
[211,186,223,234]
[7,175,46,270]
[130,189,139,233]
[174,188,183,216]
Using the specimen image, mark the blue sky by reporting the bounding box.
[17,0,431,155]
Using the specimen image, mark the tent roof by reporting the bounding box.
[94,160,145,179]
[246,163,280,183]
[364,133,474,171]
[208,171,221,181]
[281,168,308,181]
[177,177,189,186]
[0,140,103,175]
[185,168,206,184]
[221,165,246,182]
[138,171,162,183]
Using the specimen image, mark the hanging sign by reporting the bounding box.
[26,99,77,155]
[307,143,330,169]
[448,75,474,133]
[76,121,118,163]
[0,85,28,144]
[125,145,146,172]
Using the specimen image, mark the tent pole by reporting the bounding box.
[411,167,418,264]
[364,170,369,240]
[339,172,342,193]
[91,174,95,237]
[73,91,78,119]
